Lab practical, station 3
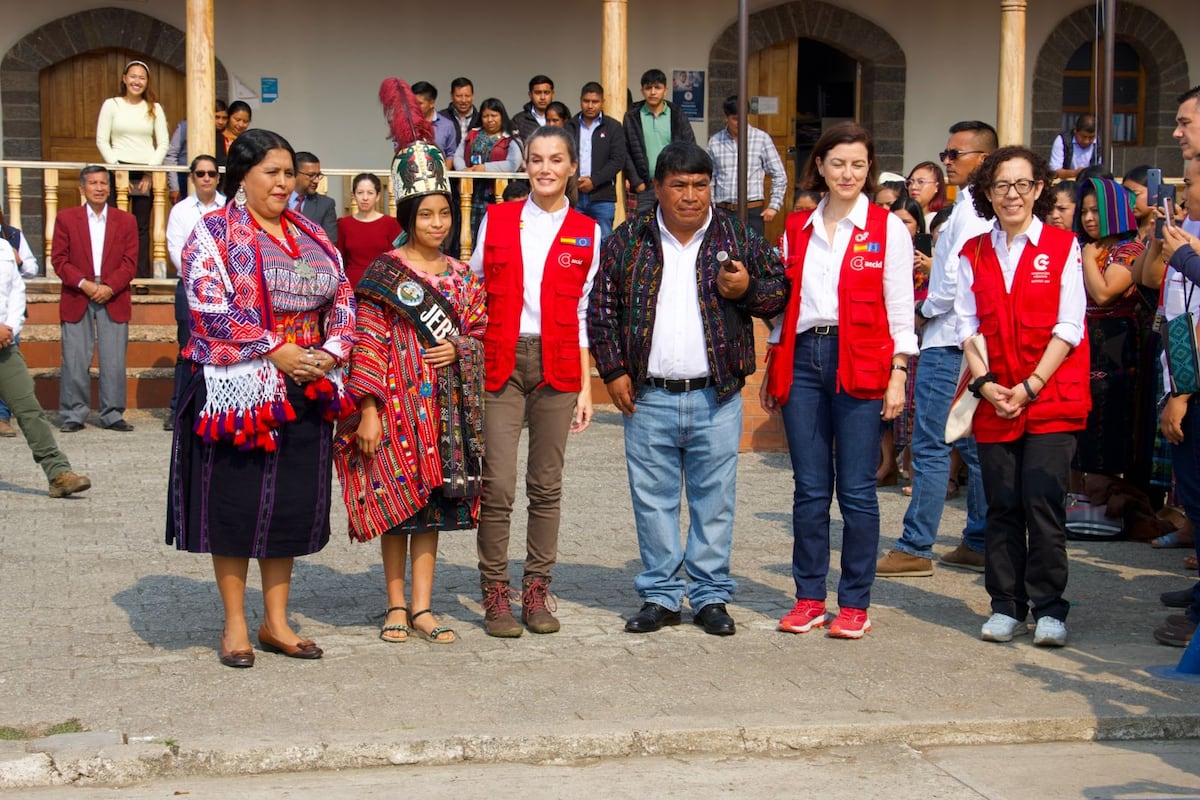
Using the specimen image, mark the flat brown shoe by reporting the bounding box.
[258,625,322,659]
[219,648,255,668]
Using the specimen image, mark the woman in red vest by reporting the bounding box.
[468,126,600,638]
[762,122,917,639]
[955,146,1089,647]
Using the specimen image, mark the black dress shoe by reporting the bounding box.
[162,417,175,431]
[59,421,85,433]
[625,602,682,633]
[1162,587,1197,608]
[104,419,134,432]
[694,603,736,636]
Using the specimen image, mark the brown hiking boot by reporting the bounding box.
[521,576,560,634]
[940,542,986,573]
[48,471,91,498]
[876,549,934,577]
[0,419,17,437]
[480,581,523,638]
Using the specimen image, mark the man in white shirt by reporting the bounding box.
[588,141,788,637]
[877,121,997,578]
[0,238,91,497]
[1049,113,1099,180]
[0,206,40,437]
[164,155,225,430]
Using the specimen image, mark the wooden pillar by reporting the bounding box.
[186,0,216,195]
[601,0,628,226]
[997,0,1028,146]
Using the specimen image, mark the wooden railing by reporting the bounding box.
[0,160,524,281]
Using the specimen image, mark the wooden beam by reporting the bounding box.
[601,0,628,226]
[997,0,1028,146]
[186,0,216,195]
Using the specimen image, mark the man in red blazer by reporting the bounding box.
[51,165,137,432]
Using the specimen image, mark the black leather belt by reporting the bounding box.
[646,376,715,393]
[716,201,764,210]
[803,325,838,336]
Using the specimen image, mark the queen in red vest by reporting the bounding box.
[954,146,1089,648]
[762,122,917,640]
[468,125,600,638]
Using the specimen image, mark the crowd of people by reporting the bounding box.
[2,61,1200,666]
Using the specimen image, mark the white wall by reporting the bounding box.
[4,0,1199,182]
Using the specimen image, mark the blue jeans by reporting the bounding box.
[1170,397,1200,624]
[575,194,614,241]
[624,385,741,611]
[894,345,988,559]
[781,332,883,610]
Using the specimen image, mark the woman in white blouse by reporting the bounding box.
[761,122,916,640]
[96,59,169,278]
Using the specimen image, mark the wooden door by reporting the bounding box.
[40,49,186,208]
[748,39,798,245]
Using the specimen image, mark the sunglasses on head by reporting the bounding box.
[193,169,218,178]
[939,149,985,162]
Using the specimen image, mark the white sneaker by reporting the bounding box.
[1033,617,1067,647]
[980,613,1027,642]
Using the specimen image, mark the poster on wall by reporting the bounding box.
[672,70,705,122]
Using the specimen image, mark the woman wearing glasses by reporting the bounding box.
[955,146,1088,648]
[905,162,947,230]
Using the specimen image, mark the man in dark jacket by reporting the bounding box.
[512,75,555,143]
[623,69,696,215]
[567,82,627,240]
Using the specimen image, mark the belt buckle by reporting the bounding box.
[681,378,695,392]
[814,325,833,336]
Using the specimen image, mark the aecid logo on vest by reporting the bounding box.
[1030,253,1053,285]
[557,253,585,268]
[849,255,884,271]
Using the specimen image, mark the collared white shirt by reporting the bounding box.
[0,240,25,337]
[769,194,918,355]
[469,197,602,345]
[166,191,226,269]
[954,216,1085,346]
[86,204,108,279]
[919,185,993,349]
[647,207,712,379]
[1049,134,1099,172]
[578,114,602,179]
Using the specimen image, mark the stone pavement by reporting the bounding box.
[0,408,1197,789]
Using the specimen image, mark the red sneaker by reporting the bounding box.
[827,607,872,639]
[778,599,828,633]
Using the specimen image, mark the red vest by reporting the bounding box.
[464,130,515,165]
[967,225,1090,443]
[481,200,595,392]
[766,203,894,403]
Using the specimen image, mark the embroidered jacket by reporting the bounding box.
[588,208,788,403]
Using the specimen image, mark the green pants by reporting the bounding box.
[0,345,71,481]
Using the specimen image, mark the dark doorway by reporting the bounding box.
[793,39,860,178]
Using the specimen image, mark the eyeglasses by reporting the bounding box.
[298,171,324,180]
[939,149,985,162]
[906,178,936,188]
[193,170,218,178]
[990,179,1038,197]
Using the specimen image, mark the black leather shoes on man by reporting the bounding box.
[624,602,681,633]
[693,603,736,636]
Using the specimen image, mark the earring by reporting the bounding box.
[234,185,247,208]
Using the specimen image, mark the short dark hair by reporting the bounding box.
[1077,164,1114,182]
[890,195,927,235]
[948,120,998,153]
[529,75,554,92]
[968,146,1053,222]
[226,100,253,120]
[1176,85,1200,106]
[722,95,739,117]
[214,99,228,112]
[79,164,109,185]
[546,101,571,121]
[294,151,320,168]
[640,69,667,88]
[224,129,296,205]
[1122,164,1152,186]
[654,141,712,183]
[1073,113,1097,133]
[1052,179,1077,200]
[800,121,879,196]
[395,191,452,236]
[450,77,473,93]
[580,81,604,98]
[502,180,531,202]
[525,125,577,165]
[352,172,382,194]
[411,81,437,101]
[189,154,217,172]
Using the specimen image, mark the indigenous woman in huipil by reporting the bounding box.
[334,79,486,645]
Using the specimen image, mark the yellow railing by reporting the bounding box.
[0,160,524,281]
